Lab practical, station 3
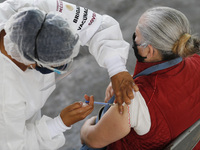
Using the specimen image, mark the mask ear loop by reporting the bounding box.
[132,32,147,62]
[29,64,35,69]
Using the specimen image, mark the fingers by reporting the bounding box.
[84,94,89,101]
[64,102,82,112]
[78,95,94,119]
[132,82,139,92]
[115,94,124,114]
[84,94,94,108]
[73,104,94,121]
[104,83,114,103]
[114,77,133,110]
[74,95,94,115]
[115,91,123,114]
[111,71,139,114]
[60,95,95,126]
[104,91,110,103]
[61,104,94,126]
[118,104,123,114]
[88,95,94,106]
[80,107,94,119]
[72,106,93,117]
[126,83,134,102]
[104,88,114,103]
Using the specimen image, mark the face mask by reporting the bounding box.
[35,66,53,74]
[132,32,147,62]
[35,64,68,74]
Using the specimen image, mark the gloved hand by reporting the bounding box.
[60,95,94,127]
[110,71,139,114]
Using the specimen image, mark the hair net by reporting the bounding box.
[4,7,80,66]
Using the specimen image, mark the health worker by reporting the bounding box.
[0,0,138,149]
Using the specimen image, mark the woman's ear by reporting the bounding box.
[146,45,162,62]
[146,44,154,58]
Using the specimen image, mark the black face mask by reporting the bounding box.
[35,64,68,74]
[35,66,53,74]
[132,32,147,62]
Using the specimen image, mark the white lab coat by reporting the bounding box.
[0,53,61,150]
[0,0,130,149]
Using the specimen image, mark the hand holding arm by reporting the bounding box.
[111,71,139,113]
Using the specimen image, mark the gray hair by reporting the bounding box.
[138,7,200,60]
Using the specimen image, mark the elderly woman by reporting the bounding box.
[80,6,200,150]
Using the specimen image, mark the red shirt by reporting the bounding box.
[108,54,200,150]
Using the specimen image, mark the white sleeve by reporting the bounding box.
[127,91,151,135]
[87,14,130,76]
[46,115,72,138]
[61,1,130,77]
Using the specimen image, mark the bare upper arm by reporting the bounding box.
[85,104,131,148]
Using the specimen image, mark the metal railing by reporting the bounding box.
[164,119,200,150]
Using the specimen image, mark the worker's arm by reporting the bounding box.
[1,0,137,112]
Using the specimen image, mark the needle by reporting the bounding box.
[85,101,114,106]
